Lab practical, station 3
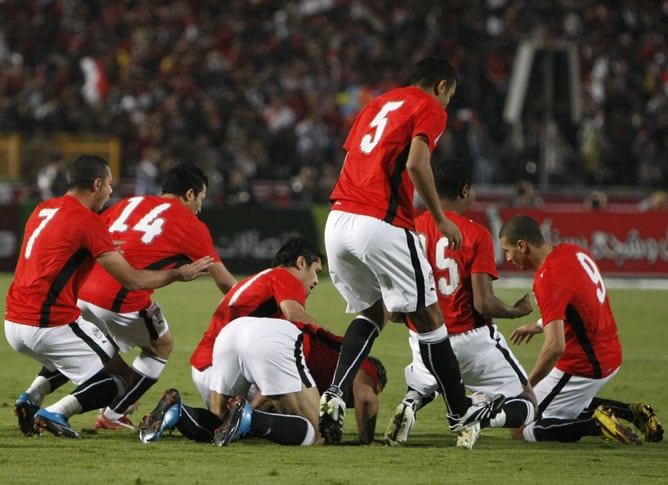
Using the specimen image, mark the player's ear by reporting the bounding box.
[91,177,102,193]
[184,188,196,201]
[295,255,306,270]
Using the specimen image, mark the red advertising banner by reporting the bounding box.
[466,207,668,276]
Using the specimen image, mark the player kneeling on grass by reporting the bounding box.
[138,320,387,445]
[384,160,537,449]
[500,214,663,445]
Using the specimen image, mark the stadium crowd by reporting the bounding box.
[0,0,667,204]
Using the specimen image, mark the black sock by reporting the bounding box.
[72,371,122,412]
[418,337,470,416]
[533,417,600,442]
[38,367,68,392]
[584,397,632,421]
[175,404,221,442]
[110,368,158,415]
[250,409,313,445]
[330,317,380,400]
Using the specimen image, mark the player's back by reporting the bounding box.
[331,86,447,229]
[190,267,307,370]
[79,195,215,312]
[414,211,496,333]
[7,195,113,327]
[537,243,621,377]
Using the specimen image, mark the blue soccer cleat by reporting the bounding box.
[139,388,182,443]
[213,396,253,446]
[33,408,82,439]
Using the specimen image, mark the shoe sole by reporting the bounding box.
[33,415,82,439]
[319,397,344,445]
[15,402,38,436]
[595,407,642,446]
[139,389,180,442]
[631,403,664,443]
[213,397,245,447]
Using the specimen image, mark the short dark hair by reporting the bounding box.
[367,356,387,393]
[498,214,546,246]
[161,164,209,198]
[272,236,323,268]
[434,159,472,199]
[410,56,458,88]
[66,154,110,189]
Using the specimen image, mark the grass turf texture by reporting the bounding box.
[0,273,666,484]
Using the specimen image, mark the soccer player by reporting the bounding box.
[139,236,323,443]
[5,155,213,438]
[76,163,237,430]
[384,160,536,448]
[500,214,663,444]
[319,56,504,444]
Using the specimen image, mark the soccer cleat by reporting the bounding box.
[593,405,642,445]
[213,396,253,447]
[139,388,182,443]
[449,392,506,433]
[629,402,663,443]
[384,402,416,446]
[33,409,82,439]
[95,411,137,431]
[15,392,39,436]
[456,422,481,449]
[319,386,346,445]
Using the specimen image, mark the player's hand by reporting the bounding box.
[177,256,215,281]
[512,293,533,317]
[510,322,543,345]
[435,218,463,251]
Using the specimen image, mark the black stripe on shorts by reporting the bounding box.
[537,372,572,418]
[293,333,314,388]
[69,321,112,364]
[405,229,425,309]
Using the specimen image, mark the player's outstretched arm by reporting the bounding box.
[97,251,214,290]
[208,261,238,294]
[472,274,533,319]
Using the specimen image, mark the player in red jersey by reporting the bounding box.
[384,160,536,448]
[139,237,387,445]
[320,56,504,444]
[5,155,213,438]
[139,236,323,444]
[500,214,663,444]
[75,163,237,430]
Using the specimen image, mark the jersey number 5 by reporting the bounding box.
[419,234,459,296]
[108,196,171,244]
[360,100,404,154]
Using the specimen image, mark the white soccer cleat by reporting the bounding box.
[384,402,416,446]
[449,392,506,433]
[319,387,346,444]
[456,422,480,449]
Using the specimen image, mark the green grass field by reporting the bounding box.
[1,273,666,484]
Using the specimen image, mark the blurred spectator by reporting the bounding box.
[0,0,665,201]
[134,147,161,196]
[638,190,668,212]
[506,179,544,208]
[583,190,608,211]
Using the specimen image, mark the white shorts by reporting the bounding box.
[209,316,315,397]
[191,366,213,408]
[325,210,437,314]
[405,325,528,398]
[4,317,116,385]
[533,366,619,420]
[78,299,169,352]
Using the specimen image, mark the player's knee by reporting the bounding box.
[150,331,173,359]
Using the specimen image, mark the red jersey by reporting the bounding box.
[534,243,622,378]
[330,86,447,230]
[190,267,307,371]
[78,195,221,312]
[297,322,383,405]
[5,195,115,327]
[410,211,497,334]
